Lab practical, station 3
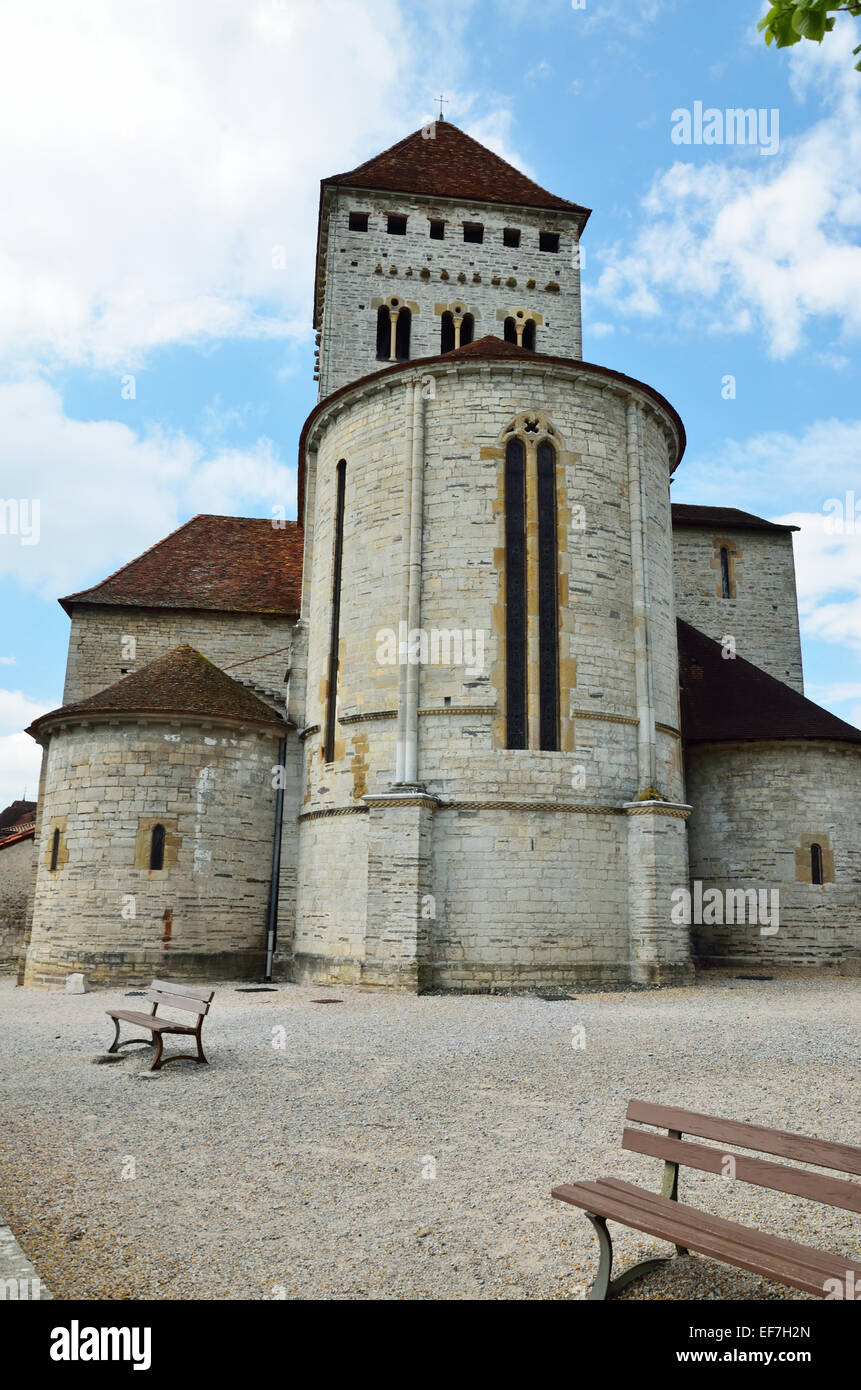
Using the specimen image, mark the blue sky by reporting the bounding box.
[1,0,860,805]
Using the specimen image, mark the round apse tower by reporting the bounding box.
[292,339,692,992]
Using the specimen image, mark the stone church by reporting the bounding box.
[15,121,861,990]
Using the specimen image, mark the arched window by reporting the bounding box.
[440,311,455,354]
[505,437,527,750]
[395,306,411,360]
[376,305,390,360]
[810,843,824,886]
[149,824,166,871]
[324,460,347,763]
[537,440,559,750]
[720,546,731,599]
[49,827,60,872]
[460,313,474,347]
[503,316,517,344]
[522,319,536,351]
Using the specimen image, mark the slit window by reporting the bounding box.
[463,222,484,244]
[376,305,391,360]
[440,311,455,354]
[503,227,521,248]
[537,440,559,751]
[324,461,347,763]
[505,437,527,750]
[395,306,411,360]
[387,214,407,235]
[348,211,369,232]
[539,231,560,253]
[522,319,536,351]
[810,843,824,886]
[49,827,60,872]
[149,824,166,871]
[503,316,517,344]
[460,312,474,347]
[720,546,732,599]
[429,219,445,240]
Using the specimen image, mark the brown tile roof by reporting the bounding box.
[672,504,799,534]
[0,799,36,833]
[0,826,35,851]
[27,647,286,739]
[314,121,590,329]
[60,515,303,617]
[324,120,590,219]
[297,335,686,522]
[678,620,861,746]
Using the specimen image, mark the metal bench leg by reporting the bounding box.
[149,1034,165,1072]
[108,1017,122,1053]
[195,1029,208,1065]
[585,1213,613,1300]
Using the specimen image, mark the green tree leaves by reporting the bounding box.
[758,2,861,68]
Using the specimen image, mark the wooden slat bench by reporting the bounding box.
[552,1099,861,1300]
[106,980,214,1072]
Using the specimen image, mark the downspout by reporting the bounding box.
[396,381,416,783]
[627,398,655,791]
[404,380,426,784]
[637,404,657,788]
[264,733,287,981]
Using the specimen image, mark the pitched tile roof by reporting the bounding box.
[672,504,799,534]
[297,335,686,521]
[60,515,303,617]
[27,647,286,739]
[678,620,861,746]
[0,799,36,833]
[0,825,35,851]
[324,121,591,220]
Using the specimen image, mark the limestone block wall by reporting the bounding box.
[24,718,283,986]
[318,187,583,397]
[685,739,861,966]
[672,525,803,691]
[0,835,34,966]
[294,354,688,988]
[63,606,295,704]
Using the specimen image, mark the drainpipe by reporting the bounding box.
[264,734,287,981]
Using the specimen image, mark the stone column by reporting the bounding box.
[625,799,694,985]
[361,790,439,990]
[626,398,657,791]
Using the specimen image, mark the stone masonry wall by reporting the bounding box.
[685,739,861,966]
[0,835,34,966]
[63,606,296,705]
[319,187,583,397]
[672,525,804,691]
[24,719,282,986]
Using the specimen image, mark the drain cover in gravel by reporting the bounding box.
[735,975,774,981]
[235,987,278,993]
[311,998,343,1004]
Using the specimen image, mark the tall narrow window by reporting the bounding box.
[440,311,455,354]
[811,843,824,885]
[720,546,731,599]
[149,824,166,871]
[537,441,559,750]
[460,313,474,347]
[376,306,390,360]
[395,307,411,360]
[505,438,527,750]
[503,316,517,344]
[49,827,60,872]
[324,460,347,763]
[522,319,536,351]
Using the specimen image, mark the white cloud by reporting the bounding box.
[0,379,297,599]
[0,690,52,811]
[0,0,513,370]
[770,510,861,657]
[591,22,861,356]
[677,416,861,512]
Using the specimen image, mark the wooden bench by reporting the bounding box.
[552,1099,861,1300]
[106,980,214,1072]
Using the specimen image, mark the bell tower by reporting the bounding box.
[312,120,591,398]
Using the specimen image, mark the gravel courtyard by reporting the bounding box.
[0,972,857,1301]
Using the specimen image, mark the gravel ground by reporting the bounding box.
[0,971,857,1301]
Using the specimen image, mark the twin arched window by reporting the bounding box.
[376,303,411,362]
[440,310,474,354]
[505,431,559,751]
[504,315,536,350]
